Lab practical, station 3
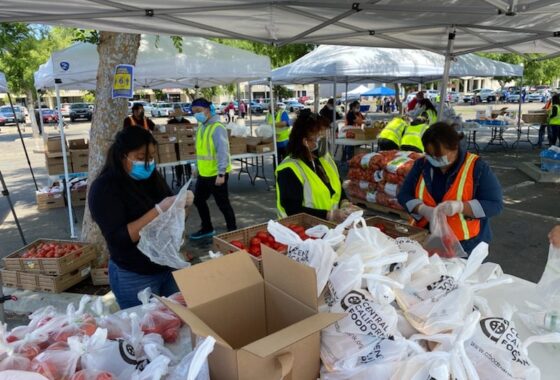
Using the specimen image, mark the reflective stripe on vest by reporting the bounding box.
[549,105,560,125]
[378,117,408,146]
[401,123,429,152]
[267,111,291,142]
[414,153,481,241]
[195,121,232,177]
[275,153,342,218]
[426,109,437,125]
[129,116,149,130]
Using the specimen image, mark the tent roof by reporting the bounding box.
[2,1,560,58]
[251,45,523,85]
[0,72,7,93]
[342,85,370,98]
[362,86,396,97]
[34,35,271,90]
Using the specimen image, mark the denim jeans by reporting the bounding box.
[108,260,179,309]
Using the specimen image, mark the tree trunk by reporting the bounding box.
[393,83,403,115]
[81,32,141,264]
[26,89,40,137]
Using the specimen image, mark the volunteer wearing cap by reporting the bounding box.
[123,103,155,131]
[190,98,237,239]
[400,116,430,153]
[168,105,193,187]
[88,127,194,308]
[398,122,503,254]
[276,109,360,222]
[419,99,438,125]
[377,116,409,151]
[267,103,291,162]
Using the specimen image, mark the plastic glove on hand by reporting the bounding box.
[157,196,176,213]
[437,200,464,216]
[185,190,194,207]
[417,204,435,222]
[327,209,346,223]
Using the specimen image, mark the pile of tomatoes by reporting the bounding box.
[20,242,82,259]
[229,224,310,258]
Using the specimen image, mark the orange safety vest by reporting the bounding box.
[413,152,481,241]
[129,116,149,130]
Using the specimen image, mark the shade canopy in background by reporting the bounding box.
[2,1,560,57]
[252,45,523,85]
[34,35,271,90]
[341,85,370,100]
[362,86,396,97]
[0,72,7,92]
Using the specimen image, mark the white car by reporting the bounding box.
[150,102,174,117]
[447,91,460,102]
[284,100,306,112]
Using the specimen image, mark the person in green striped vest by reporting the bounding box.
[275,109,361,222]
[267,103,291,162]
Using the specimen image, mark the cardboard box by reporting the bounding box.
[36,191,65,210]
[160,249,342,380]
[178,142,196,161]
[91,267,109,286]
[345,127,379,140]
[45,153,69,175]
[245,136,262,146]
[45,136,66,153]
[3,239,96,276]
[70,149,89,173]
[153,132,177,144]
[68,138,88,150]
[230,143,247,155]
[175,126,195,143]
[71,188,87,207]
[1,264,92,293]
[247,142,274,154]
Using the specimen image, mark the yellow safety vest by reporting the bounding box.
[548,105,560,126]
[378,117,408,147]
[401,123,429,152]
[426,109,438,125]
[275,153,341,218]
[195,121,232,177]
[267,111,291,143]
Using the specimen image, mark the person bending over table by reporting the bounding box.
[378,116,409,151]
[276,109,360,222]
[398,122,503,255]
[190,98,237,240]
[88,127,194,309]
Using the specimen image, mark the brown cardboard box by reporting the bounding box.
[1,264,92,293]
[247,142,274,154]
[159,249,343,380]
[345,127,379,140]
[68,138,88,150]
[45,136,66,153]
[36,191,65,210]
[178,142,196,161]
[45,153,68,175]
[153,132,177,144]
[70,150,89,173]
[229,136,248,155]
[245,136,262,147]
[71,188,87,207]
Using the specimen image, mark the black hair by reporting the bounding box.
[552,94,560,105]
[192,98,212,108]
[101,127,170,208]
[131,103,143,111]
[286,109,329,161]
[327,98,334,105]
[422,122,463,156]
[419,98,436,112]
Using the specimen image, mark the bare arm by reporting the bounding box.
[127,208,159,243]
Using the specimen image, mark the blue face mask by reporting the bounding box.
[194,112,207,123]
[426,154,450,168]
[128,159,155,180]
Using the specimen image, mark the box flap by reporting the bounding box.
[157,296,232,349]
[262,246,318,310]
[241,312,344,358]
[172,251,262,308]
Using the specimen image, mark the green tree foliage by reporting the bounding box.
[477,52,560,86]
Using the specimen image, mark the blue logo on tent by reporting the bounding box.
[60,61,70,71]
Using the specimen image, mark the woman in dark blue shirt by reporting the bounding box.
[398,123,503,254]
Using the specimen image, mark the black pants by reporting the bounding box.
[194,174,237,231]
[400,144,423,153]
[378,138,399,151]
[550,125,560,146]
[341,146,355,162]
[277,144,288,163]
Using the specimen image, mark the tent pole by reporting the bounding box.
[332,77,337,156]
[438,30,456,121]
[35,88,46,144]
[7,92,38,191]
[517,75,523,135]
[55,81,76,239]
[248,84,253,135]
[236,82,241,122]
[344,79,349,116]
[269,79,278,168]
[313,84,319,113]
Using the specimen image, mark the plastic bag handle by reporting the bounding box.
[351,217,372,245]
[469,277,512,293]
[522,332,560,353]
[275,352,294,380]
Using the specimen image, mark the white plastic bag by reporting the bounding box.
[537,244,560,305]
[423,211,467,258]
[168,336,215,380]
[138,182,192,269]
[268,220,337,297]
[130,355,170,380]
[256,123,273,138]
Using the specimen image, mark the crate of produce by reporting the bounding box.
[522,113,548,124]
[1,264,92,293]
[3,240,96,275]
[91,265,109,286]
[213,213,336,272]
[364,216,428,242]
[36,191,65,210]
[344,127,380,140]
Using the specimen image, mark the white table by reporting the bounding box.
[478,275,559,380]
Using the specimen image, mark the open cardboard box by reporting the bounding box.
[159,247,344,380]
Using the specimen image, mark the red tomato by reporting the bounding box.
[249,237,261,246]
[292,225,305,234]
[230,240,245,250]
[80,321,97,336]
[248,245,261,257]
[256,231,268,240]
[46,342,69,351]
[15,343,41,360]
[33,360,59,380]
[298,232,309,240]
[373,223,387,233]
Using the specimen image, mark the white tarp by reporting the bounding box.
[341,85,370,99]
[2,1,560,57]
[251,46,523,85]
[0,72,7,92]
[34,35,271,90]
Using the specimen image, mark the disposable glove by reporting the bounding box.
[437,200,464,216]
[417,204,435,222]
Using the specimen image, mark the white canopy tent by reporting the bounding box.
[35,36,271,238]
[341,85,370,100]
[35,35,271,90]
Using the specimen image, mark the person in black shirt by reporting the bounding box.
[123,103,155,131]
[319,98,342,123]
[168,106,193,187]
[88,127,193,308]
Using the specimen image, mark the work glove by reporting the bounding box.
[156,196,176,214]
[437,200,464,216]
[417,204,435,222]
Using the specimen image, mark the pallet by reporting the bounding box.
[348,196,410,220]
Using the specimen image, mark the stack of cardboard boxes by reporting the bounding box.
[246,136,274,153]
[44,136,68,175]
[174,124,196,161]
[152,131,178,164]
[69,138,89,173]
[229,136,248,155]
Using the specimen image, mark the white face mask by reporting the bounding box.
[426,154,450,168]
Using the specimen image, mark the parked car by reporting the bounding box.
[447,91,460,103]
[0,106,20,124]
[284,100,305,113]
[506,91,521,103]
[128,100,153,115]
[527,90,549,103]
[150,102,174,117]
[69,103,92,121]
[59,103,71,117]
[218,101,239,115]
[40,109,59,124]
[176,102,192,115]
[248,101,263,114]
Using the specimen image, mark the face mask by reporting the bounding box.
[426,154,450,168]
[194,112,207,123]
[128,159,155,180]
[316,136,328,157]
